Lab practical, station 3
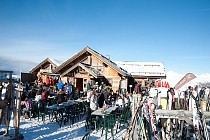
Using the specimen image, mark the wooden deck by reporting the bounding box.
[155,109,210,125]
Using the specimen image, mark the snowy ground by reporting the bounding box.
[0,115,127,140]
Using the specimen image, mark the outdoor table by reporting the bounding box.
[48,96,55,99]
[47,101,76,125]
[46,105,63,122]
[91,106,118,140]
[91,106,118,116]
[61,101,76,107]
[47,96,57,106]
[81,97,87,100]
[74,98,87,103]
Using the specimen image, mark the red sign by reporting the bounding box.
[157,81,170,88]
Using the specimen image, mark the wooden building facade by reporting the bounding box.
[54,47,128,92]
[30,58,61,83]
[29,47,166,93]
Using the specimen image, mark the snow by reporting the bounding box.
[48,58,63,67]
[0,114,127,140]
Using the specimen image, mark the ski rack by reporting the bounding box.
[124,97,160,140]
[126,106,210,139]
[155,109,210,139]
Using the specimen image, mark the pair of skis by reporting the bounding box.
[124,96,160,140]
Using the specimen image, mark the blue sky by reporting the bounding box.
[0,0,210,74]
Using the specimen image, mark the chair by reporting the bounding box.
[62,106,71,125]
[78,102,86,119]
[69,104,78,127]
[22,108,32,120]
[56,107,65,128]
[37,100,47,123]
[82,130,92,140]
[49,98,57,106]
[73,103,81,122]
[100,114,116,140]
[85,107,92,131]
[115,106,130,132]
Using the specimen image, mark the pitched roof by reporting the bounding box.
[61,62,103,78]
[55,47,127,76]
[30,58,62,73]
[116,61,166,78]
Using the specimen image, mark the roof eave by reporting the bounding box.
[86,48,127,77]
[55,48,88,73]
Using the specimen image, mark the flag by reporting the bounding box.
[174,73,196,90]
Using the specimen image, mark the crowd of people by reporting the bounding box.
[18,76,79,119]
[3,74,210,120]
[18,78,147,119]
[182,85,210,111]
[87,85,133,112]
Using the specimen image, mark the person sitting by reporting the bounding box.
[66,82,73,100]
[103,88,112,106]
[57,89,64,103]
[109,90,117,105]
[35,92,42,102]
[124,95,130,107]
[116,96,124,108]
[21,97,32,119]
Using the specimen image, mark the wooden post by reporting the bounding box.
[11,85,17,136]
[15,85,23,135]
[16,89,22,135]
[5,80,12,135]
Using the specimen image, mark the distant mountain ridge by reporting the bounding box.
[0,56,38,75]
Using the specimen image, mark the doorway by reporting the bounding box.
[76,78,83,92]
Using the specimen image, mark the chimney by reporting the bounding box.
[106,55,110,60]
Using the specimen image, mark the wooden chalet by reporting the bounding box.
[30,58,62,82]
[54,47,129,92]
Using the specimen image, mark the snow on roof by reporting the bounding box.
[115,61,166,77]
[49,58,63,66]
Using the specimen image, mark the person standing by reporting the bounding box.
[134,81,141,94]
[90,91,98,111]
[46,76,50,87]
[87,81,91,91]
[0,82,3,100]
[66,82,73,99]
[199,87,205,99]
[86,89,92,106]
[57,79,64,91]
